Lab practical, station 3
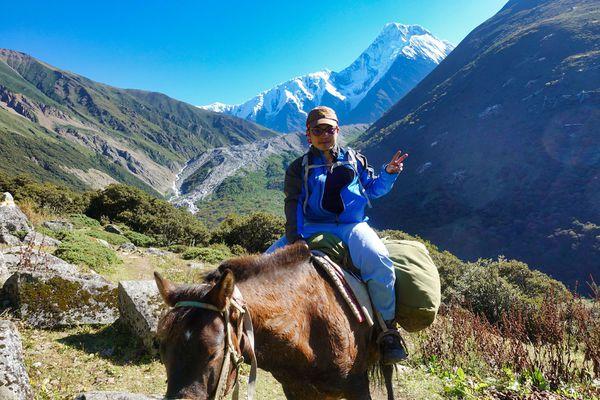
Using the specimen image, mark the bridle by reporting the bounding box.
[173,286,257,400]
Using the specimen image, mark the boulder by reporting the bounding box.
[118,280,167,355]
[0,320,33,400]
[0,246,79,284]
[42,220,73,232]
[0,193,32,235]
[118,242,136,253]
[4,271,119,328]
[74,392,162,400]
[145,248,168,257]
[0,229,21,246]
[23,231,61,247]
[94,238,111,248]
[104,224,124,235]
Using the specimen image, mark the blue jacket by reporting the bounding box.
[284,145,397,243]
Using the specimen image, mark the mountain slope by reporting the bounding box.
[201,23,453,132]
[357,0,600,289]
[0,49,277,194]
[172,124,369,223]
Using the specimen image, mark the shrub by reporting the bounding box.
[84,229,130,246]
[0,173,89,215]
[212,212,285,253]
[68,213,101,229]
[86,184,210,246]
[181,246,231,264]
[54,231,121,273]
[123,230,155,247]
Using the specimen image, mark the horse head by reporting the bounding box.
[154,269,247,400]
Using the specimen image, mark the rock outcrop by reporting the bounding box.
[0,320,33,400]
[117,280,167,355]
[0,193,32,240]
[4,271,118,328]
[42,220,73,232]
[22,232,61,247]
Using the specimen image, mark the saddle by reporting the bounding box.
[311,250,374,326]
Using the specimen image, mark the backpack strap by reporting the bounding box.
[347,148,372,208]
[302,148,373,213]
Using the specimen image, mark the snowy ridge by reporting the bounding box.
[200,22,454,132]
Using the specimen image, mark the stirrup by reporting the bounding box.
[376,327,404,345]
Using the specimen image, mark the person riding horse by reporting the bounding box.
[267,106,409,364]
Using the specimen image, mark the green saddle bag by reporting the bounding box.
[306,233,441,332]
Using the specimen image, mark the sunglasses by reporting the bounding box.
[311,126,337,136]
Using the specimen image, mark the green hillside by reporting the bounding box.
[357,0,600,291]
[0,49,277,194]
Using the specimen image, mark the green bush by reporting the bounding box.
[212,212,285,253]
[54,231,121,273]
[181,246,232,264]
[123,230,155,247]
[165,244,189,254]
[86,184,210,246]
[0,173,89,215]
[68,213,101,229]
[84,229,130,246]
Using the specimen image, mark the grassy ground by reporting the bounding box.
[19,322,444,399]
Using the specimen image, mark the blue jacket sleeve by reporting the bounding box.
[356,152,398,199]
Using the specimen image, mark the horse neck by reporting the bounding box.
[235,258,316,326]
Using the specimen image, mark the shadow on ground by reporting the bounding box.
[58,320,156,365]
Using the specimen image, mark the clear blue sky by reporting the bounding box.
[1,0,507,105]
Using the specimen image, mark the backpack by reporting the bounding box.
[306,232,441,332]
[383,238,441,332]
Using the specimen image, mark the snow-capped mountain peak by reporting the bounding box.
[199,22,454,132]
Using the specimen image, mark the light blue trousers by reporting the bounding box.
[266,221,396,321]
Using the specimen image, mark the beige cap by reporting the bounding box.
[306,106,339,129]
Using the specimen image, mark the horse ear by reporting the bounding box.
[206,269,235,310]
[154,271,176,307]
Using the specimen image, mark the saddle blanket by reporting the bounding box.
[311,250,374,326]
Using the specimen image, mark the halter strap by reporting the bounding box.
[173,288,257,400]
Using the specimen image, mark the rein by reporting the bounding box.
[173,287,257,400]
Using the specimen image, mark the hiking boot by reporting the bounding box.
[379,321,408,365]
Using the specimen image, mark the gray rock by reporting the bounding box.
[104,224,124,235]
[0,193,32,235]
[94,238,111,248]
[4,271,118,328]
[23,231,61,247]
[42,220,73,232]
[0,229,21,246]
[0,246,79,282]
[145,247,167,257]
[118,280,167,355]
[118,242,136,253]
[0,320,33,400]
[74,392,162,400]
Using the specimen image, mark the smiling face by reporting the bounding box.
[308,123,339,152]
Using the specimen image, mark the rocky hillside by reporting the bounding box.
[201,23,453,132]
[356,0,599,290]
[0,49,276,194]
[172,124,369,222]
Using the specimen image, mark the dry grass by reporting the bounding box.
[19,321,440,399]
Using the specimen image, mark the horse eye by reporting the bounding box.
[208,352,218,362]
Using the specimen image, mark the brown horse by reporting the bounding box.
[154,242,395,399]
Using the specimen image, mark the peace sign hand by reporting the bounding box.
[385,150,408,174]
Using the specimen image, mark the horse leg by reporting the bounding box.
[381,363,395,400]
[282,383,331,400]
[344,373,372,400]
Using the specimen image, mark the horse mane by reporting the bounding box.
[204,242,311,284]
